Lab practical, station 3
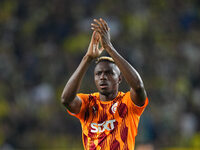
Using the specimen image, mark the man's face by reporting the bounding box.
[94,61,121,96]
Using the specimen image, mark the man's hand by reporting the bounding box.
[91,18,112,49]
[86,31,104,59]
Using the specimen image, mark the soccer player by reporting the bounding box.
[61,18,148,150]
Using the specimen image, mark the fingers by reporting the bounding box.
[91,23,99,33]
[91,30,96,39]
[94,19,105,32]
[93,32,101,44]
[90,31,96,44]
[92,40,103,56]
[90,18,111,50]
[91,30,100,42]
[91,25,101,34]
[91,18,109,34]
[100,18,109,31]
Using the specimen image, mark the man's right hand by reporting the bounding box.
[91,18,112,50]
[85,31,104,59]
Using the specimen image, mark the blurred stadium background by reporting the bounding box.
[0,0,200,149]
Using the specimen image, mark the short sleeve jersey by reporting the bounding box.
[68,91,148,150]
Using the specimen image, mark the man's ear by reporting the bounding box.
[118,74,122,84]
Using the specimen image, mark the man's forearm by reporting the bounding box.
[61,55,92,105]
[105,44,144,90]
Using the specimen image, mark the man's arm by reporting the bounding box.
[61,31,103,114]
[91,18,147,106]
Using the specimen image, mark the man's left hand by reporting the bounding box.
[91,18,112,49]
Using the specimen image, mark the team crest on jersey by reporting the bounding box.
[111,102,118,114]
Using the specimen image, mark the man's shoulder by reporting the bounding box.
[90,92,99,97]
[117,91,132,102]
[118,91,128,97]
[77,92,99,98]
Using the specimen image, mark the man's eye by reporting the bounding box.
[107,71,113,75]
[96,72,101,75]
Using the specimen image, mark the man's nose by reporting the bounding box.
[100,73,107,80]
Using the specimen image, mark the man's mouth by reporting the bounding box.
[99,83,108,88]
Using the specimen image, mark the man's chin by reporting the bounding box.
[99,90,110,96]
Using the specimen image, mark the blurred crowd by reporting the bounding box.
[0,0,200,149]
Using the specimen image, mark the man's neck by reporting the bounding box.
[99,91,118,101]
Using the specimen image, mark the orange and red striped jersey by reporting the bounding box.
[68,91,148,150]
